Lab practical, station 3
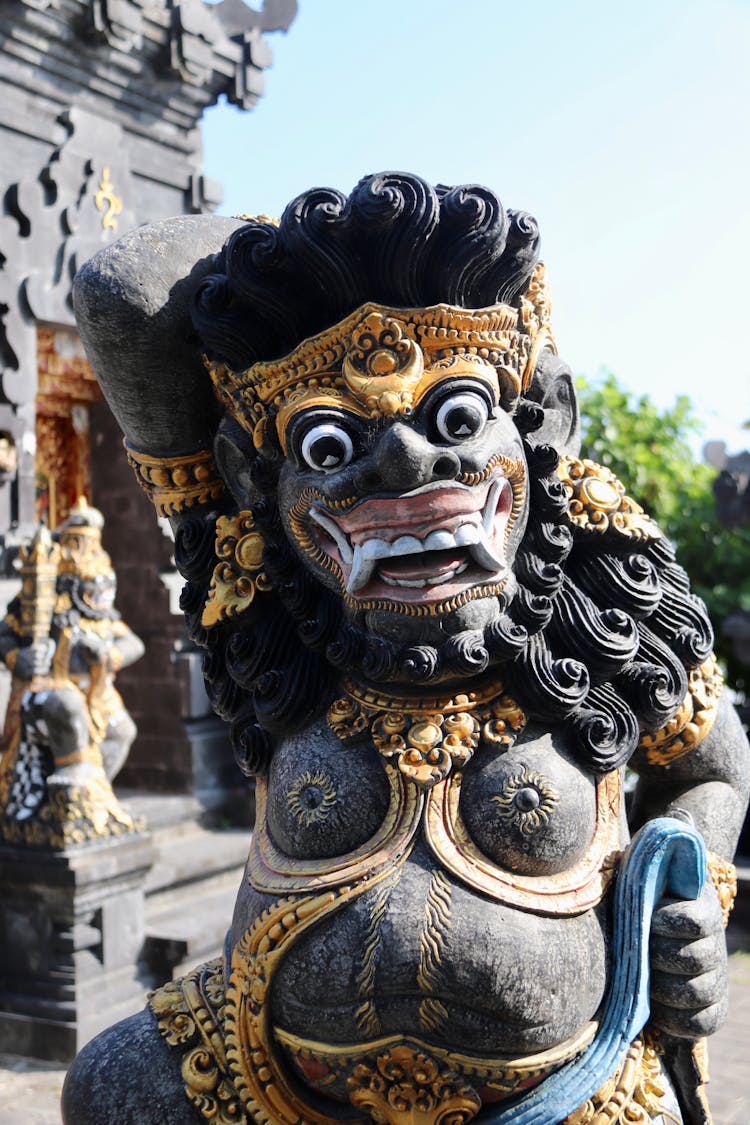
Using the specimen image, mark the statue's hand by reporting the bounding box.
[14,639,55,680]
[648,878,728,1038]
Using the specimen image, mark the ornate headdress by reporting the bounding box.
[75,175,558,519]
[207,271,555,456]
[56,498,113,582]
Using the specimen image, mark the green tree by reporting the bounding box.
[575,373,750,695]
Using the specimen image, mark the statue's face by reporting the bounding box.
[80,574,116,613]
[276,368,528,638]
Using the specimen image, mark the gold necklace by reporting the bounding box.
[327,677,526,789]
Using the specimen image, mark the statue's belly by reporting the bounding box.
[268,842,608,1057]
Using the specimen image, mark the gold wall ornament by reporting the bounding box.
[491,768,560,836]
[201,511,270,627]
[639,655,723,766]
[347,1044,482,1125]
[35,326,102,528]
[707,851,737,927]
[94,165,123,231]
[327,678,526,790]
[125,443,225,516]
[558,456,662,541]
[424,770,622,915]
[207,300,534,451]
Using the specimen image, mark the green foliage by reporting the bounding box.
[576,373,750,694]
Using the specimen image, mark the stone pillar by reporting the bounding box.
[0,832,153,1062]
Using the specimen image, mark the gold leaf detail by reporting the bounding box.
[347,1044,482,1125]
[202,511,269,627]
[640,655,723,766]
[327,679,525,790]
[125,444,225,516]
[558,456,662,541]
[94,166,122,232]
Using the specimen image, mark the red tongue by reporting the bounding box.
[377,548,467,581]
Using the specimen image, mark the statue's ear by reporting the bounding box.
[524,349,580,457]
[213,418,261,509]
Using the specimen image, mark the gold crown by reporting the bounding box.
[207,264,556,454]
[126,266,555,515]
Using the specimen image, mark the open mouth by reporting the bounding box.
[308,472,517,603]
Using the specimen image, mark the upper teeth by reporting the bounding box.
[309,477,511,595]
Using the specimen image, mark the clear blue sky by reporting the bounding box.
[202,0,750,454]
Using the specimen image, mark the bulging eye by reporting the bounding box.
[300,423,354,473]
[434,391,489,443]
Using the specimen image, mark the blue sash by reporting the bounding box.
[480,816,707,1124]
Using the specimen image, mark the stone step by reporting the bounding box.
[140,823,248,987]
[143,866,241,985]
[142,822,249,898]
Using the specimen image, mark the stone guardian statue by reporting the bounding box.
[63,174,749,1125]
[0,499,144,847]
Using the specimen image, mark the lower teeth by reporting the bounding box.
[380,561,469,589]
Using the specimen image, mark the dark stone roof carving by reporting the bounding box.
[3,1,297,119]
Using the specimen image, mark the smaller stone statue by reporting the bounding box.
[0,498,144,847]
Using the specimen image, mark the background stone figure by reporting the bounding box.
[0,499,144,848]
[65,174,749,1124]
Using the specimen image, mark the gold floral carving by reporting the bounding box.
[149,960,246,1124]
[274,1023,598,1108]
[558,457,662,541]
[347,1044,482,1125]
[425,770,622,914]
[562,1035,672,1124]
[491,768,560,836]
[125,444,225,516]
[342,311,426,417]
[639,655,723,766]
[707,851,737,927]
[201,512,270,627]
[327,679,526,789]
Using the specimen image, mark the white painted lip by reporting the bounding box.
[309,473,513,596]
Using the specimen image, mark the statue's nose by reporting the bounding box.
[354,423,461,492]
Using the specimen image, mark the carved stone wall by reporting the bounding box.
[0,0,296,800]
